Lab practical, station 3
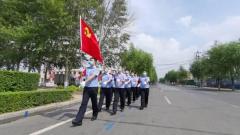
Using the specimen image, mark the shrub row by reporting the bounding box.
[0,89,73,114]
[0,70,40,92]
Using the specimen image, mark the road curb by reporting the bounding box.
[0,95,82,125]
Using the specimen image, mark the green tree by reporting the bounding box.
[99,0,131,67]
[159,78,165,83]
[120,45,158,83]
[190,59,207,87]
[164,70,178,84]
[0,0,132,85]
[222,41,240,90]
[178,66,188,83]
[191,41,240,90]
[206,44,229,90]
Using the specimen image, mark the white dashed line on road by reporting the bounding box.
[29,118,74,135]
[230,104,240,109]
[29,105,105,135]
[164,96,172,105]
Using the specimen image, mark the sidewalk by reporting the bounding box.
[0,92,82,124]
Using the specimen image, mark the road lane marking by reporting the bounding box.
[164,96,172,105]
[29,105,105,135]
[29,118,74,135]
[230,104,240,108]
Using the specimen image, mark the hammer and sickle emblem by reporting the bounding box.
[84,27,91,38]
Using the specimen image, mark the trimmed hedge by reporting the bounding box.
[0,89,73,114]
[0,70,40,92]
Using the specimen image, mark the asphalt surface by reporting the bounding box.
[1,84,240,135]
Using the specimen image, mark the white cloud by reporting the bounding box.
[128,0,183,35]
[177,16,192,27]
[127,0,240,78]
[191,16,240,42]
[131,33,197,77]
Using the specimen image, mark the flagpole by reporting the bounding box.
[79,15,84,73]
[79,15,83,62]
[79,16,82,51]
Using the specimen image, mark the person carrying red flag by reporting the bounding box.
[72,18,102,126]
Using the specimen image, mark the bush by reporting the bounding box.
[56,85,81,91]
[0,70,40,92]
[56,85,64,89]
[185,80,196,85]
[179,80,196,85]
[66,85,81,92]
[0,89,73,114]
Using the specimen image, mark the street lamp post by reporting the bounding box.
[63,40,70,88]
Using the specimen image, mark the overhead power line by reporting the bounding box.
[157,59,194,66]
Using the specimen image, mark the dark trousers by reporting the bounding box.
[75,87,98,122]
[126,88,132,105]
[112,88,125,113]
[131,87,137,102]
[136,87,140,99]
[98,88,113,111]
[140,88,149,108]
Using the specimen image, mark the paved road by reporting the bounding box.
[1,84,240,135]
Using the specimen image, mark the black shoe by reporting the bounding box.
[139,107,144,110]
[91,116,97,121]
[120,109,124,112]
[98,109,102,112]
[111,112,116,115]
[145,105,148,108]
[72,119,82,126]
[106,107,109,111]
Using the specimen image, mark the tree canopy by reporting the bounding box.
[189,41,240,90]
[120,45,158,83]
[0,0,131,71]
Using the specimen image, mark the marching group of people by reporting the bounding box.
[72,58,150,126]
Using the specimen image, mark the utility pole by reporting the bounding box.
[195,51,201,60]
[195,50,202,87]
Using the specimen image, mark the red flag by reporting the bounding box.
[80,19,103,63]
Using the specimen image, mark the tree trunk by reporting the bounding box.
[6,65,11,70]
[64,60,69,88]
[197,79,200,87]
[43,63,48,86]
[217,78,221,91]
[36,66,41,74]
[16,62,20,71]
[9,64,14,70]
[28,65,31,72]
[200,79,203,87]
[231,76,235,91]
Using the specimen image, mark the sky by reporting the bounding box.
[127,0,240,77]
